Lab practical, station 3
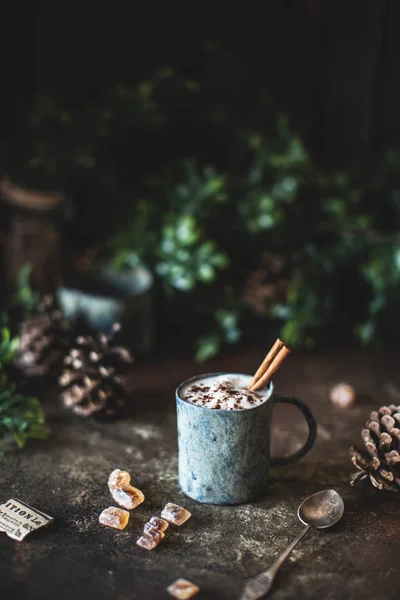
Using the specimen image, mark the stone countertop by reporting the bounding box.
[0,348,399,600]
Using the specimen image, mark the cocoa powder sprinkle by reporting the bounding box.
[184,377,266,410]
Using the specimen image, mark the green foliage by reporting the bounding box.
[105,72,319,359]
[16,264,41,317]
[358,244,400,344]
[195,308,241,362]
[157,218,228,291]
[103,60,316,360]
[4,43,400,359]
[0,328,20,364]
[0,329,47,453]
[1,264,41,336]
[109,141,400,359]
[0,375,48,453]
[156,164,229,292]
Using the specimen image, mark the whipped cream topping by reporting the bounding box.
[181,374,270,410]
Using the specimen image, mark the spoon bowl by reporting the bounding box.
[298,489,344,529]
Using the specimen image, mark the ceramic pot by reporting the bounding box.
[58,266,154,354]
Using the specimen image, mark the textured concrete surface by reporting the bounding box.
[0,348,400,600]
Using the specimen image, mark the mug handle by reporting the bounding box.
[270,394,317,466]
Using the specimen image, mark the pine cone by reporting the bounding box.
[350,405,400,491]
[59,324,134,418]
[15,295,71,377]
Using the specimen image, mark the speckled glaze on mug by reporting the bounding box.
[176,373,317,505]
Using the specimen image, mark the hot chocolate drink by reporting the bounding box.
[177,344,317,504]
[181,373,270,410]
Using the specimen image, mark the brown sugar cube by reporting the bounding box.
[167,579,200,600]
[108,469,131,491]
[137,524,165,550]
[146,527,165,543]
[136,534,157,550]
[161,503,191,526]
[146,516,169,532]
[136,530,163,550]
[99,507,129,530]
[143,523,166,539]
[111,485,145,510]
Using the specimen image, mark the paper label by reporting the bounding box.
[0,498,54,541]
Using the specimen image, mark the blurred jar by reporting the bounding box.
[0,179,65,299]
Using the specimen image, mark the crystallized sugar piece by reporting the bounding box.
[143,525,165,540]
[138,518,167,550]
[167,579,200,600]
[143,523,165,540]
[108,469,131,491]
[111,486,144,510]
[136,530,162,550]
[146,516,169,532]
[161,503,191,526]
[107,468,144,510]
[137,523,166,550]
[99,507,129,530]
[136,534,157,550]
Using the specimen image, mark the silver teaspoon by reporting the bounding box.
[241,489,344,600]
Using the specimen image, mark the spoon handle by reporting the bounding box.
[267,524,311,578]
[242,525,311,600]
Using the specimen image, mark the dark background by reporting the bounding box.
[2,0,397,171]
[1,0,400,357]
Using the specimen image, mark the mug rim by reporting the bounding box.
[176,372,274,413]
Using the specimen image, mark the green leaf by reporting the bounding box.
[195,334,220,362]
[356,322,375,344]
[281,320,303,347]
[13,433,26,448]
[176,216,199,246]
[203,176,225,197]
[325,197,347,217]
[197,264,215,283]
[257,214,275,229]
[394,248,400,271]
[0,328,19,365]
[211,253,229,269]
[171,273,195,291]
[270,304,293,319]
[272,177,298,202]
[215,309,241,343]
[16,263,40,316]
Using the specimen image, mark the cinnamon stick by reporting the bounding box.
[247,339,284,390]
[249,345,291,391]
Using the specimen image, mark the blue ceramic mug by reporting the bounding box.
[176,373,317,505]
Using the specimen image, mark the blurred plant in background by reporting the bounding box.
[0,328,47,453]
[1,264,41,333]
[2,44,400,360]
